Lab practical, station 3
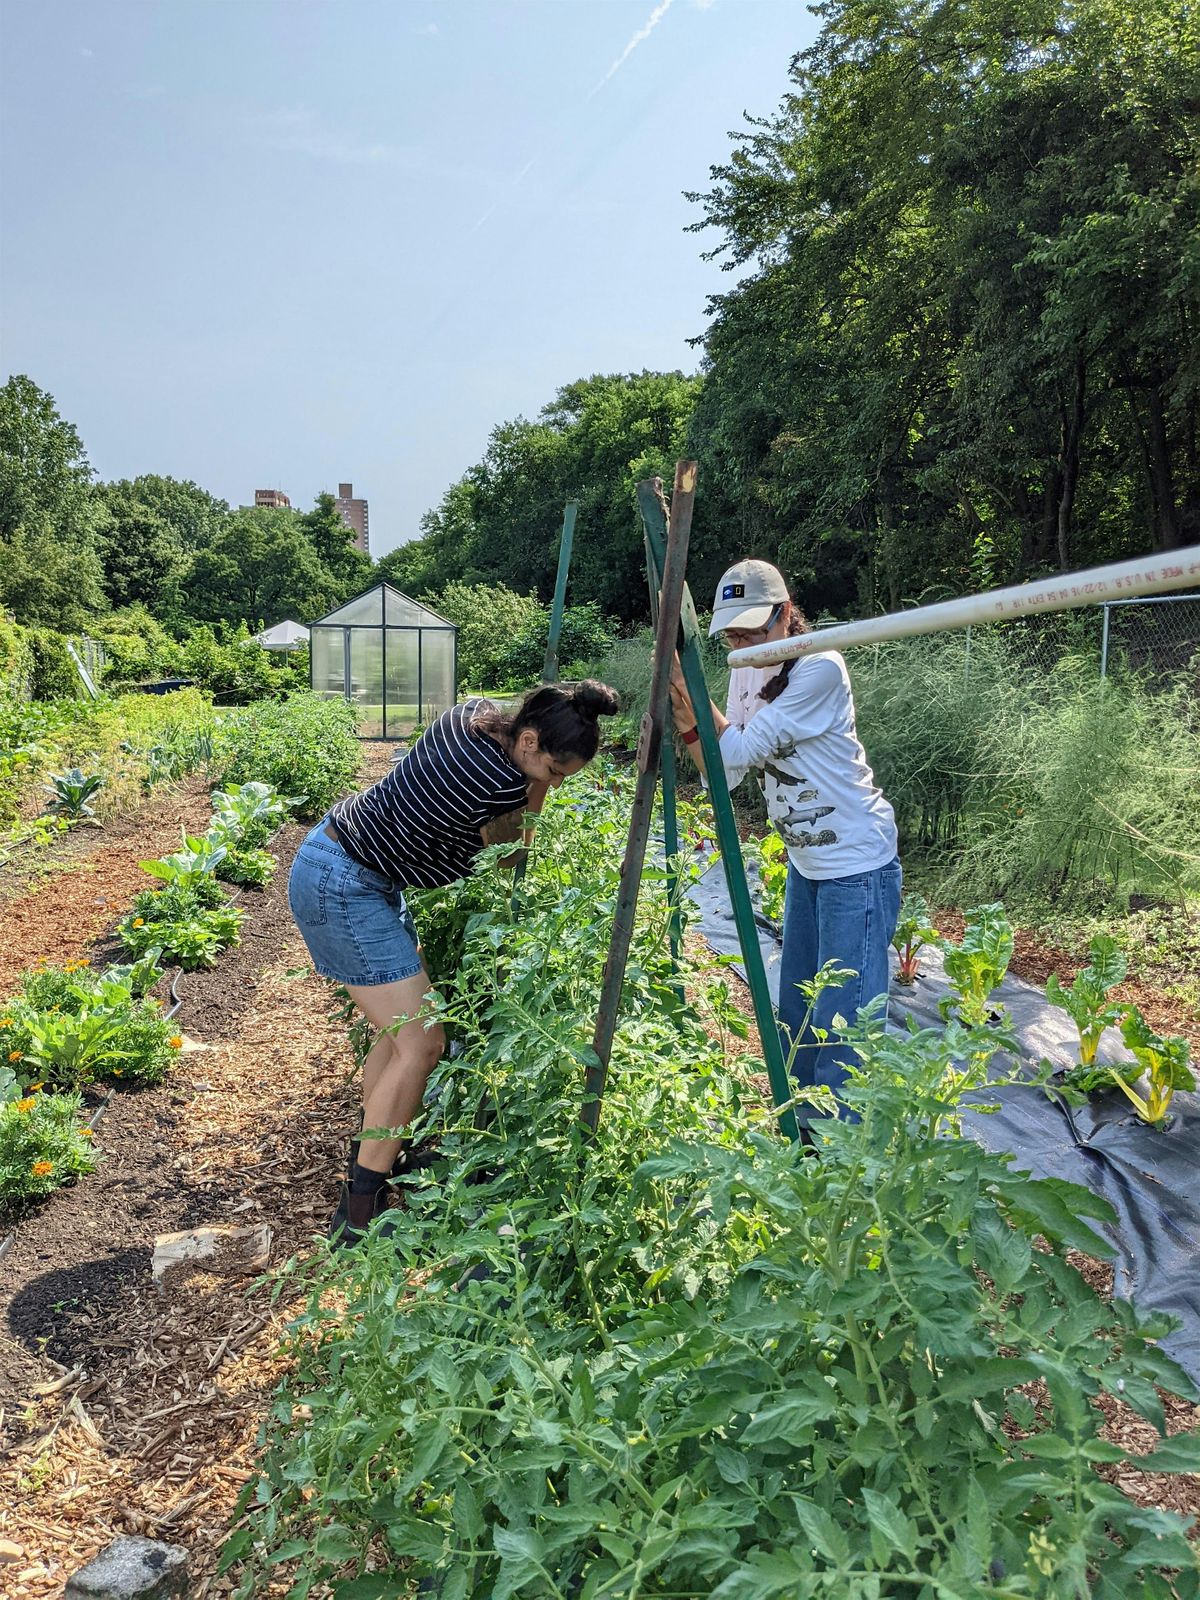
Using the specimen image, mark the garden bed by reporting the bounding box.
[0,822,357,1595]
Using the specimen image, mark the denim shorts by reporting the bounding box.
[287,820,423,987]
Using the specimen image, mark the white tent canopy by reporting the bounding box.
[251,620,310,651]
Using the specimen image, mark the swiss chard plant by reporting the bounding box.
[1111,1007,1195,1129]
[1047,934,1135,1094]
[228,772,1200,1599]
[891,892,939,984]
[939,902,1014,1026]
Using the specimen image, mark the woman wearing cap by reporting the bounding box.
[669,561,900,1136]
[288,680,620,1240]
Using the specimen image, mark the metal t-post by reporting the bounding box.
[542,502,578,683]
[638,481,799,1144]
[580,467,695,1137]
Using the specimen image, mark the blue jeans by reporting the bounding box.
[778,857,902,1124]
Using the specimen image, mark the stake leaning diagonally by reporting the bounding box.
[579,466,695,1138]
[542,501,578,684]
[639,481,799,1143]
[726,546,1200,670]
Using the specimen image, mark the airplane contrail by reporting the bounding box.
[589,0,674,97]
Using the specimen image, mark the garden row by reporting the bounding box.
[230,768,1200,1597]
[0,691,362,1220]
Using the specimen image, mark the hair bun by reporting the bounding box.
[571,679,621,720]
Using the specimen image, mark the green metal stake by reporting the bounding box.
[542,502,578,683]
[644,528,683,982]
[638,480,799,1144]
[581,467,695,1138]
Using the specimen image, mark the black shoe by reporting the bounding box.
[329,1180,401,1246]
[347,1137,439,1181]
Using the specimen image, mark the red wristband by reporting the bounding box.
[682,727,700,745]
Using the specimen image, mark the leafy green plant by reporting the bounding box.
[748,830,788,924]
[210,779,297,849]
[1047,934,1131,1092]
[1110,1007,1196,1129]
[939,902,1013,1025]
[892,892,939,984]
[42,767,104,818]
[0,1083,98,1216]
[229,774,1200,1599]
[139,828,226,891]
[214,693,359,820]
[215,843,275,889]
[119,887,244,969]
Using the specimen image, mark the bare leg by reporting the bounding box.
[347,969,445,1175]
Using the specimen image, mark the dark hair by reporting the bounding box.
[473,679,620,762]
[758,603,811,704]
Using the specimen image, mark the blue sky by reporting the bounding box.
[1,0,817,555]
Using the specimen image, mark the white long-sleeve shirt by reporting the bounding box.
[719,651,897,880]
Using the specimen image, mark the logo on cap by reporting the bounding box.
[722,583,746,600]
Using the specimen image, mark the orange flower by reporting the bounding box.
[7,1050,21,1062]
[168,1036,183,1049]
[77,959,91,967]
[132,918,145,929]
[79,1127,94,1138]
[0,1017,12,1027]
[31,1160,53,1177]
[14,1097,36,1114]
[28,1082,43,1093]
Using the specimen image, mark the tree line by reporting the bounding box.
[4,0,1194,647]
[384,0,1197,622]
[0,374,371,636]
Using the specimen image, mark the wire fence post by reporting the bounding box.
[1100,603,1111,682]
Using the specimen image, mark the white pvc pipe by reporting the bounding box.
[726,546,1200,669]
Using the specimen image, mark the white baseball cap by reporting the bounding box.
[709,560,790,636]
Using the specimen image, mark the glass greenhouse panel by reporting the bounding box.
[348,629,384,738]
[384,628,421,739]
[318,590,384,627]
[421,629,456,725]
[385,588,440,628]
[310,628,345,698]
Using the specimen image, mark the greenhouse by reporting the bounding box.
[308,583,457,738]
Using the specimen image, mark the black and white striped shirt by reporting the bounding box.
[330,700,528,890]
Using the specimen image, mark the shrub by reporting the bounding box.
[497,601,618,690]
[119,884,244,969]
[213,693,359,819]
[0,1079,97,1215]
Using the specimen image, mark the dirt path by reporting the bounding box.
[0,823,358,1594]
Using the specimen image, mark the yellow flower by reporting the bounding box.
[7,1050,21,1062]
[0,1017,12,1027]
[132,918,145,929]
[28,1082,43,1093]
[77,959,91,967]
[14,1097,36,1113]
[31,1160,53,1177]
[79,1127,94,1138]
[168,1036,183,1049]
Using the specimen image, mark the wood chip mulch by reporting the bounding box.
[0,777,214,1000]
[0,822,357,1597]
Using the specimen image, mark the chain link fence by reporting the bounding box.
[923,593,1200,685]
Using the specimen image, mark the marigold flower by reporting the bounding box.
[31,1160,53,1177]
[79,1127,94,1138]
[14,1097,36,1113]
[168,1036,183,1049]
[132,918,145,929]
[28,1082,43,1093]
[77,959,91,967]
[0,1017,12,1027]
[7,1050,21,1062]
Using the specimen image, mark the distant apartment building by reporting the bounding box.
[255,488,291,509]
[335,481,369,554]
